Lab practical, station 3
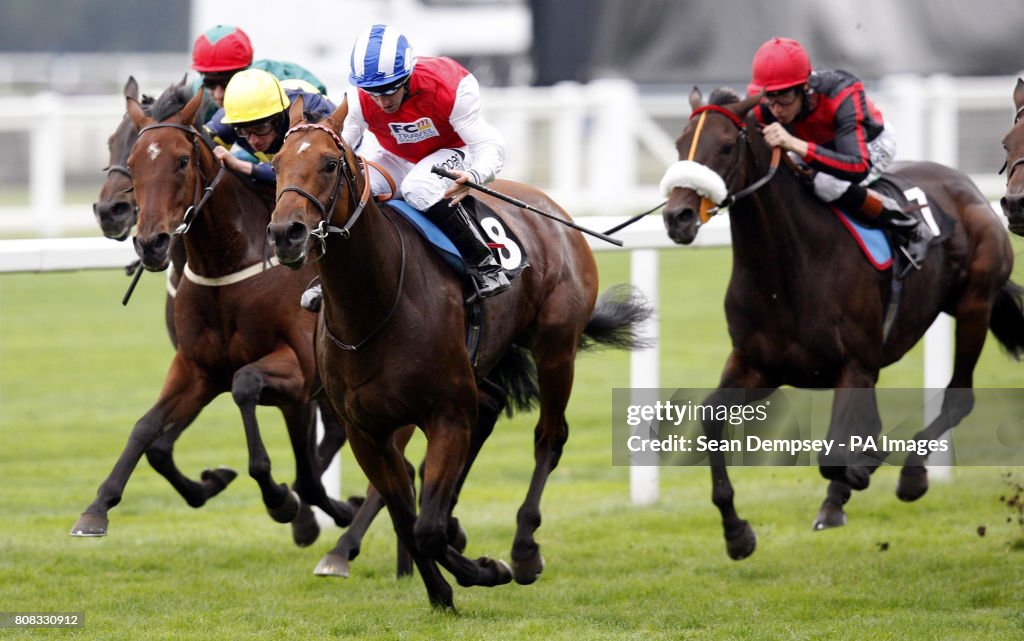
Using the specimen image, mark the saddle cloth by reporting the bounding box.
[383,199,530,279]
[830,175,955,272]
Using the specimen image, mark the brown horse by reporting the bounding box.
[267,98,650,608]
[999,77,1024,235]
[71,83,356,542]
[88,77,350,542]
[661,87,1024,560]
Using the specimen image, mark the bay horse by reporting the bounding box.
[999,77,1024,236]
[267,98,650,608]
[661,87,1024,560]
[88,77,350,543]
[71,82,356,542]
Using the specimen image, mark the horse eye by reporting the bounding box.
[720,143,735,156]
[325,159,338,172]
[177,156,189,169]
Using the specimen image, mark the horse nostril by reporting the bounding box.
[151,233,170,255]
[287,221,308,245]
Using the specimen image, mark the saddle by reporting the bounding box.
[383,198,531,367]
[383,199,530,281]
[832,175,954,273]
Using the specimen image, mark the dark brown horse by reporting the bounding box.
[661,87,1024,560]
[88,77,349,543]
[267,99,649,608]
[999,77,1024,235]
[71,83,356,542]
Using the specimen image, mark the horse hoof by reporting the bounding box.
[726,521,757,560]
[896,466,929,502]
[487,558,513,586]
[511,552,545,585]
[201,466,238,498]
[291,504,320,547]
[313,553,350,578]
[812,505,848,531]
[267,489,301,523]
[69,513,108,537]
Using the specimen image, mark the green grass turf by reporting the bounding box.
[1,245,1023,640]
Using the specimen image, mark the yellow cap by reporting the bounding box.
[221,69,289,124]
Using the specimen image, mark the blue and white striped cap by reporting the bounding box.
[349,25,416,89]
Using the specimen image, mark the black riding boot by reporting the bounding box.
[425,198,511,299]
[859,188,933,275]
[842,186,933,277]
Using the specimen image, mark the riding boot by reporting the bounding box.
[859,188,933,276]
[425,199,511,299]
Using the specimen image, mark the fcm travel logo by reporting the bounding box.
[388,118,440,144]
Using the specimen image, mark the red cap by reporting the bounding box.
[191,25,254,73]
[748,37,811,95]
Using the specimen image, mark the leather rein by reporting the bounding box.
[278,122,406,352]
[1000,105,1024,180]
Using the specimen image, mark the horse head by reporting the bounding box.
[126,80,207,271]
[267,96,362,268]
[93,77,152,241]
[661,87,761,244]
[1000,77,1024,235]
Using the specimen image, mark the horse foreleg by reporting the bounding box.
[315,425,417,579]
[71,359,214,537]
[813,480,852,530]
[419,414,512,591]
[346,425,455,610]
[231,361,300,524]
[144,424,237,508]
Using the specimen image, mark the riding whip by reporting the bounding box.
[122,260,145,306]
[430,165,623,247]
[601,201,667,235]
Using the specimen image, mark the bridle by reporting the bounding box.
[277,122,405,352]
[685,104,782,219]
[1000,106,1024,181]
[133,122,226,235]
[278,123,372,248]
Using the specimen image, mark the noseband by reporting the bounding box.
[278,123,371,246]
[686,105,781,218]
[134,122,225,235]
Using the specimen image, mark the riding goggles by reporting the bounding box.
[233,120,276,138]
[363,80,407,97]
[764,86,802,107]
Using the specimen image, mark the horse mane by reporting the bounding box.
[151,79,213,126]
[708,87,742,106]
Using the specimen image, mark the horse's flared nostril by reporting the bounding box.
[287,221,309,245]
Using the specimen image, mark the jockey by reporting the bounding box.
[191,24,328,117]
[203,69,335,183]
[340,24,511,299]
[748,37,933,273]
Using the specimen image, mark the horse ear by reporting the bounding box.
[288,94,305,127]
[325,96,349,134]
[688,86,703,110]
[124,76,139,102]
[1013,78,1024,112]
[179,87,204,125]
[126,92,152,129]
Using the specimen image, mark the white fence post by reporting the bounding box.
[30,92,64,237]
[629,248,659,505]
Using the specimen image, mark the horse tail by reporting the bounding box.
[579,284,654,352]
[487,344,540,417]
[989,280,1024,360]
